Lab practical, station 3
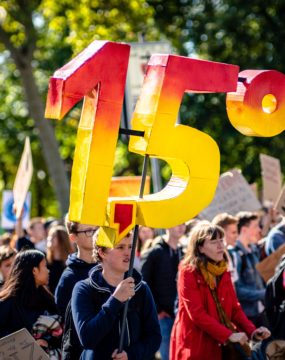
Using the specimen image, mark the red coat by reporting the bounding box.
[170,265,256,360]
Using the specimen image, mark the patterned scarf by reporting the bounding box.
[199,260,228,289]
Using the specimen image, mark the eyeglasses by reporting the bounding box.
[75,228,97,237]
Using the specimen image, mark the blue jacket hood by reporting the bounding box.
[89,264,143,293]
[66,253,96,269]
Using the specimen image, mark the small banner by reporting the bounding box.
[275,185,285,216]
[0,328,49,359]
[13,137,33,218]
[260,153,282,204]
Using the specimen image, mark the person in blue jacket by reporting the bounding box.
[265,217,285,256]
[71,231,161,360]
[55,218,98,317]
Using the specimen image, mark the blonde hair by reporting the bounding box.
[182,221,226,267]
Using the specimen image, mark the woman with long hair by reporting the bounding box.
[170,222,270,360]
[0,249,58,338]
[47,225,73,293]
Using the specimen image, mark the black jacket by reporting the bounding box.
[0,287,58,338]
[140,238,184,318]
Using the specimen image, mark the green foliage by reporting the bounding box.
[0,0,160,217]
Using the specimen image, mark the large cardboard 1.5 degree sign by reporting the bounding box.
[45,40,239,246]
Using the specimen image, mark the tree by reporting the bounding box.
[0,0,70,215]
[148,0,285,185]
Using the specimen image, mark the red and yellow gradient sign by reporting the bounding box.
[45,40,239,247]
[45,41,134,240]
[226,70,285,136]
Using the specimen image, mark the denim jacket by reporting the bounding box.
[230,240,266,318]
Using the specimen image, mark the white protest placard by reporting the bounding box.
[200,169,262,220]
[1,190,31,230]
[260,153,282,203]
[0,328,49,360]
[13,137,33,218]
[126,41,172,113]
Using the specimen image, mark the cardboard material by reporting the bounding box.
[109,176,150,197]
[13,137,33,219]
[45,41,132,243]
[275,185,285,216]
[200,169,261,220]
[227,70,285,137]
[0,328,49,360]
[260,153,282,203]
[256,243,285,282]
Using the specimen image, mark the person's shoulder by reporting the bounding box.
[135,281,155,304]
[72,278,92,297]
[221,270,232,283]
[179,263,197,279]
[74,277,90,291]
[0,296,16,310]
[57,266,78,288]
[140,239,164,260]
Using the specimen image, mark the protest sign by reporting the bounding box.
[200,169,262,220]
[260,153,282,203]
[0,328,49,360]
[275,185,285,216]
[13,137,33,218]
[1,190,31,230]
[256,243,285,282]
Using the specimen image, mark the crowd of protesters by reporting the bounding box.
[0,204,285,359]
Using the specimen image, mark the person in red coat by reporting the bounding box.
[170,222,271,360]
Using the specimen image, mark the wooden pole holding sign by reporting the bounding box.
[118,155,149,353]
[13,137,33,219]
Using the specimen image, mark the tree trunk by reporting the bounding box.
[18,61,70,215]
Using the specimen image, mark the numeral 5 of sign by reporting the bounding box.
[45,41,239,246]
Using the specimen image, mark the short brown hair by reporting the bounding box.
[236,211,259,234]
[212,213,237,229]
[64,214,79,235]
[0,246,17,265]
